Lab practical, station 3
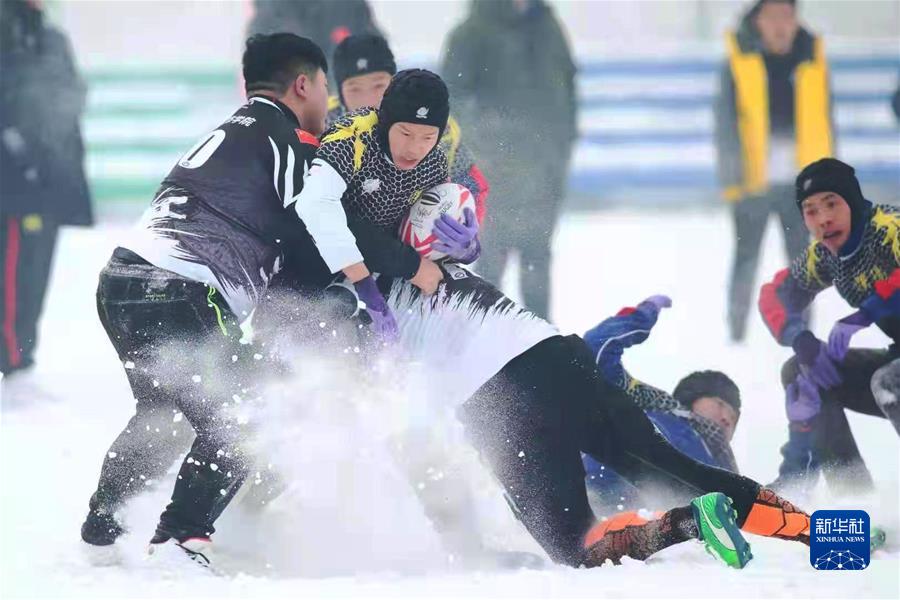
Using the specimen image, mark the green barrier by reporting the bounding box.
[87,67,235,86]
[90,178,161,203]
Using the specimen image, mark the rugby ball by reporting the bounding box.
[399,182,475,261]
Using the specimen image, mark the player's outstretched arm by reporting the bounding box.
[583,295,671,386]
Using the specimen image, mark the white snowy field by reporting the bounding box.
[1,208,899,599]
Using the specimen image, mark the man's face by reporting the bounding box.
[755,1,799,55]
[691,396,739,441]
[388,122,440,170]
[293,68,329,136]
[341,71,392,111]
[801,191,852,255]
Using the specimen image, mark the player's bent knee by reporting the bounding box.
[781,356,801,388]
[871,358,900,411]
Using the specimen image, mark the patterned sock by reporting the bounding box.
[582,506,697,566]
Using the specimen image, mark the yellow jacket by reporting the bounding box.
[717,29,833,201]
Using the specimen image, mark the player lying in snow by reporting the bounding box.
[275,68,816,569]
[581,295,741,512]
[759,158,900,493]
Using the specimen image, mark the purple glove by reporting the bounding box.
[785,373,822,422]
[637,295,672,313]
[826,310,872,362]
[353,276,398,343]
[432,208,480,263]
[792,331,842,390]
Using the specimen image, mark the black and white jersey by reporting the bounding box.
[125,96,363,322]
[382,266,558,415]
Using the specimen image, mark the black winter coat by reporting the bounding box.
[0,2,92,225]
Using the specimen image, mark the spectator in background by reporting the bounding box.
[246,0,381,86]
[715,0,833,343]
[0,0,92,393]
[441,0,577,320]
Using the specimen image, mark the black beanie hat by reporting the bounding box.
[673,371,741,414]
[332,34,397,100]
[795,158,865,212]
[748,0,797,19]
[376,69,450,160]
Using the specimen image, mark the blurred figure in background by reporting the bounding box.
[0,0,92,390]
[246,0,381,86]
[441,0,577,320]
[891,72,900,122]
[715,0,833,342]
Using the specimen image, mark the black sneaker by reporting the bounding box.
[81,509,125,546]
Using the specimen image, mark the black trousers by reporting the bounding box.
[728,185,809,341]
[0,213,58,375]
[89,251,269,539]
[778,349,899,491]
[459,335,762,567]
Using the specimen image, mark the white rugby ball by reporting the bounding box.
[398,182,476,260]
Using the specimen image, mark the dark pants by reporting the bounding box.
[0,213,58,375]
[476,166,567,320]
[728,185,809,341]
[778,349,899,492]
[89,251,269,539]
[459,335,761,566]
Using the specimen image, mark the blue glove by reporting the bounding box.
[792,330,842,389]
[826,310,872,363]
[353,276,398,343]
[785,372,822,422]
[583,294,671,384]
[432,208,480,263]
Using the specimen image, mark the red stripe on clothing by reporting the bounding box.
[468,164,489,225]
[759,268,791,340]
[295,129,320,147]
[616,307,637,317]
[3,218,22,367]
[874,268,900,300]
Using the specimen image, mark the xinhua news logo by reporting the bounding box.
[810,510,870,570]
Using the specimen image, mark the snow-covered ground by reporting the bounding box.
[2,209,898,599]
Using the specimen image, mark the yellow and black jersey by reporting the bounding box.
[325,95,344,126]
[326,98,489,222]
[760,204,900,344]
[317,107,449,229]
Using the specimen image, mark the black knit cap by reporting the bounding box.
[795,158,865,212]
[673,371,741,414]
[333,34,397,97]
[748,0,797,19]
[376,68,449,159]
